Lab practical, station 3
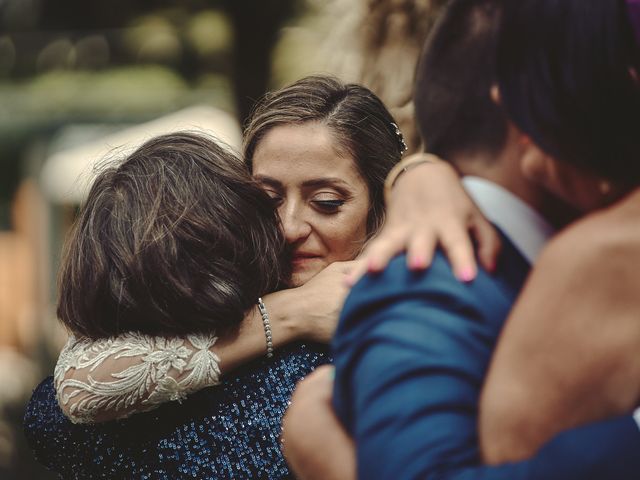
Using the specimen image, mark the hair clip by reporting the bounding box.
[391,122,408,154]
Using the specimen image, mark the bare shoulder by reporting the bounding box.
[540,189,640,273]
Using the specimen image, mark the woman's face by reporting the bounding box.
[252,122,370,287]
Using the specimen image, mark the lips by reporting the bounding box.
[291,252,321,265]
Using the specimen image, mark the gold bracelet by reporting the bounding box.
[384,153,442,203]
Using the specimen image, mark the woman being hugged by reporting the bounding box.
[25,75,407,478]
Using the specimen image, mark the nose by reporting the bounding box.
[279,200,312,245]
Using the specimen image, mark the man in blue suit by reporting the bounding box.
[282,0,640,478]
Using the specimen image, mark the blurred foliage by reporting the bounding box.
[0,66,233,216]
[0,1,312,476]
[0,0,307,224]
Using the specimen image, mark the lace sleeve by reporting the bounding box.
[54,332,221,424]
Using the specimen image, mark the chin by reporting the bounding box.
[290,268,320,287]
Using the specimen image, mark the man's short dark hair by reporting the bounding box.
[414,0,507,163]
[57,132,285,339]
[497,0,640,184]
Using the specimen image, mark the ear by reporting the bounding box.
[519,141,557,186]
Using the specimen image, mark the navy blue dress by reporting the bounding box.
[25,342,330,480]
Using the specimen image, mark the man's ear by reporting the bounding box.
[519,141,556,186]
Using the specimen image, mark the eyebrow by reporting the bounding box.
[254,175,353,191]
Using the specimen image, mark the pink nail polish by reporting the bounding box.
[409,256,426,270]
[457,267,475,282]
[368,258,380,272]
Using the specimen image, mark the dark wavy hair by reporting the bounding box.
[414,0,507,163]
[57,132,285,339]
[497,0,640,184]
[243,75,403,236]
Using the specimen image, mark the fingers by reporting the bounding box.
[363,229,408,273]
[406,230,436,271]
[471,218,501,273]
[440,227,478,282]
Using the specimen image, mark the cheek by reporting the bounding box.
[323,206,369,260]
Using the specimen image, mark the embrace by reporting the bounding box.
[25,0,640,479]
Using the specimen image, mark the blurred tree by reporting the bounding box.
[2,0,302,120]
[0,0,306,228]
[221,0,300,123]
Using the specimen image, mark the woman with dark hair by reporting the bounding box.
[364,0,640,464]
[478,0,640,463]
[25,75,408,478]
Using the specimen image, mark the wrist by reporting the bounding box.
[384,153,443,202]
[259,289,306,344]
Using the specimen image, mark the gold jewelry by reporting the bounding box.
[384,154,442,203]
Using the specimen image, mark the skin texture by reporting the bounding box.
[282,366,356,480]
[479,187,640,463]
[252,122,370,287]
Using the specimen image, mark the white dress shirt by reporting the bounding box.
[462,176,554,263]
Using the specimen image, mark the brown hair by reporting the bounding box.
[243,75,403,235]
[57,132,285,339]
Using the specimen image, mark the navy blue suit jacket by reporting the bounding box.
[333,235,640,479]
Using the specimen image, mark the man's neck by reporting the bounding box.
[450,149,575,229]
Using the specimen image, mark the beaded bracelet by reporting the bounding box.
[383,153,442,203]
[257,297,274,358]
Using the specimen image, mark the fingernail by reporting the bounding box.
[409,255,426,270]
[457,266,476,283]
[368,258,380,272]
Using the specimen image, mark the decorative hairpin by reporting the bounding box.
[391,122,408,154]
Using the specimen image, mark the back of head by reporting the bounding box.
[497,0,640,184]
[243,75,404,234]
[58,132,284,339]
[414,0,507,163]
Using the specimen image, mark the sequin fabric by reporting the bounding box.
[24,342,331,479]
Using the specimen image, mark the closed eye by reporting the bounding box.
[263,190,283,208]
[312,199,345,213]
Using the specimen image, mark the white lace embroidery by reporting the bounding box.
[54,332,221,424]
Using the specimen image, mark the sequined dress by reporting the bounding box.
[24,342,330,479]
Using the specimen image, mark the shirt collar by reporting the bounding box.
[462,176,555,264]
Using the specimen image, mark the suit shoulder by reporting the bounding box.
[349,252,457,299]
[341,249,522,335]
